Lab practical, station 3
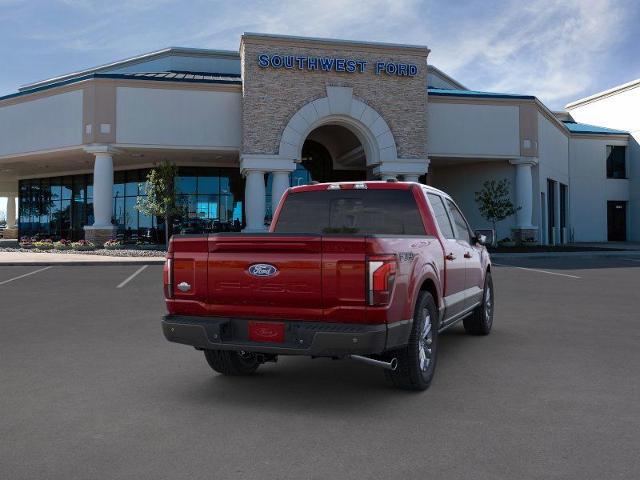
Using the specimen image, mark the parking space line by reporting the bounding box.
[493,263,581,279]
[116,265,149,289]
[0,266,53,286]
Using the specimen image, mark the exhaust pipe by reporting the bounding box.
[350,355,398,371]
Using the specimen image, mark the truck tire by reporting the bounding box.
[463,271,494,335]
[384,291,439,391]
[204,349,260,376]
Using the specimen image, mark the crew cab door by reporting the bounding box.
[426,193,467,320]
[444,198,484,310]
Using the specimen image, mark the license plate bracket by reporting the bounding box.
[248,321,285,343]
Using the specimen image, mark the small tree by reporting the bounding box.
[136,161,182,246]
[474,179,519,244]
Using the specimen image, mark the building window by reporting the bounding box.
[18,167,245,242]
[173,167,244,234]
[606,145,626,179]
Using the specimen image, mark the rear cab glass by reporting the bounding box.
[274,189,426,235]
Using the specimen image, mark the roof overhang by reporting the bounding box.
[19,47,240,93]
[565,78,640,109]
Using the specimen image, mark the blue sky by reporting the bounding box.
[1,0,639,215]
[1,0,639,108]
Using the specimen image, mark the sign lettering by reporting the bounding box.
[258,54,417,77]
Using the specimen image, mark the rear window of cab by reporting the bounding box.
[273,189,426,235]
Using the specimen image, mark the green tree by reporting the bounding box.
[136,161,182,246]
[474,179,519,244]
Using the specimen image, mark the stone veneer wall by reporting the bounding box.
[240,36,429,160]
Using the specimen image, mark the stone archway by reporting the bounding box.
[278,86,398,168]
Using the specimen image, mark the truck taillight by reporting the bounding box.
[367,255,397,305]
[165,258,174,298]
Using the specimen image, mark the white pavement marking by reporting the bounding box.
[116,265,149,289]
[493,263,581,279]
[0,266,53,286]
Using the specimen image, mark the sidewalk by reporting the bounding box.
[0,251,165,266]
[492,250,640,260]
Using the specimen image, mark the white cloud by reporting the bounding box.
[427,0,628,107]
[3,0,635,109]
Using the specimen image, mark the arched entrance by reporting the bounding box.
[299,124,367,183]
[242,86,428,231]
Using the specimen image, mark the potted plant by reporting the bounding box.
[474,179,520,245]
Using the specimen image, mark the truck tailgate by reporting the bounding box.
[207,234,323,321]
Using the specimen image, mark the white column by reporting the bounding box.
[271,171,290,214]
[511,158,536,228]
[244,170,266,232]
[91,152,115,227]
[6,195,17,228]
[402,174,420,183]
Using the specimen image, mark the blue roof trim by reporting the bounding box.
[0,72,242,102]
[428,87,535,100]
[562,121,628,135]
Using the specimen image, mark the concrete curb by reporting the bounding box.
[0,260,166,266]
[492,250,640,260]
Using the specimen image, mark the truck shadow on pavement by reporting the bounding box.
[170,326,474,416]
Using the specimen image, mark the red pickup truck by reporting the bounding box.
[162,181,493,390]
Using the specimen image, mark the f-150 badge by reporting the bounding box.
[248,263,279,277]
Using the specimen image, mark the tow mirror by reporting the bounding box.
[474,229,494,246]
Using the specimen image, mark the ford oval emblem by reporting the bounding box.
[248,263,279,277]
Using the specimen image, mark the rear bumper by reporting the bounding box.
[162,315,410,357]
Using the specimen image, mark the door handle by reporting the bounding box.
[445,253,456,261]
[464,252,472,259]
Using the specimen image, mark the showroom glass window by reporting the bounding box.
[173,167,244,233]
[112,169,160,242]
[18,175,93,240]
[18,167,246,241]
[606,146,626,179]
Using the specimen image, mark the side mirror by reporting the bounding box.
[474,229,494,246]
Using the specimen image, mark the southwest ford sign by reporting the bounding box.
[257,54,418,77]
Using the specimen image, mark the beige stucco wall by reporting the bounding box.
[427,101,520,157]
[116,86,242,148]
[0,90,83,157]
[240,35,428,160]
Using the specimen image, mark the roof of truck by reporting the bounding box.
[289,181,451,198]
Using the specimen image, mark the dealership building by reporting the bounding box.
[0,33,637,244]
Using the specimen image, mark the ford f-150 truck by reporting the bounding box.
[162,181,493,390]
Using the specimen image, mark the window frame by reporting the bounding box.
[425,190,456,240]
[444,197,473,244]
[606,145,627,179]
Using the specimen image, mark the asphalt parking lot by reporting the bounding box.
[1,256,639,479]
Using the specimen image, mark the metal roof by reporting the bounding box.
[117,71,241,82]
[19,47,240,92]
[0,71,241,103]
[562,121,628,135]
[428,87,535,100]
